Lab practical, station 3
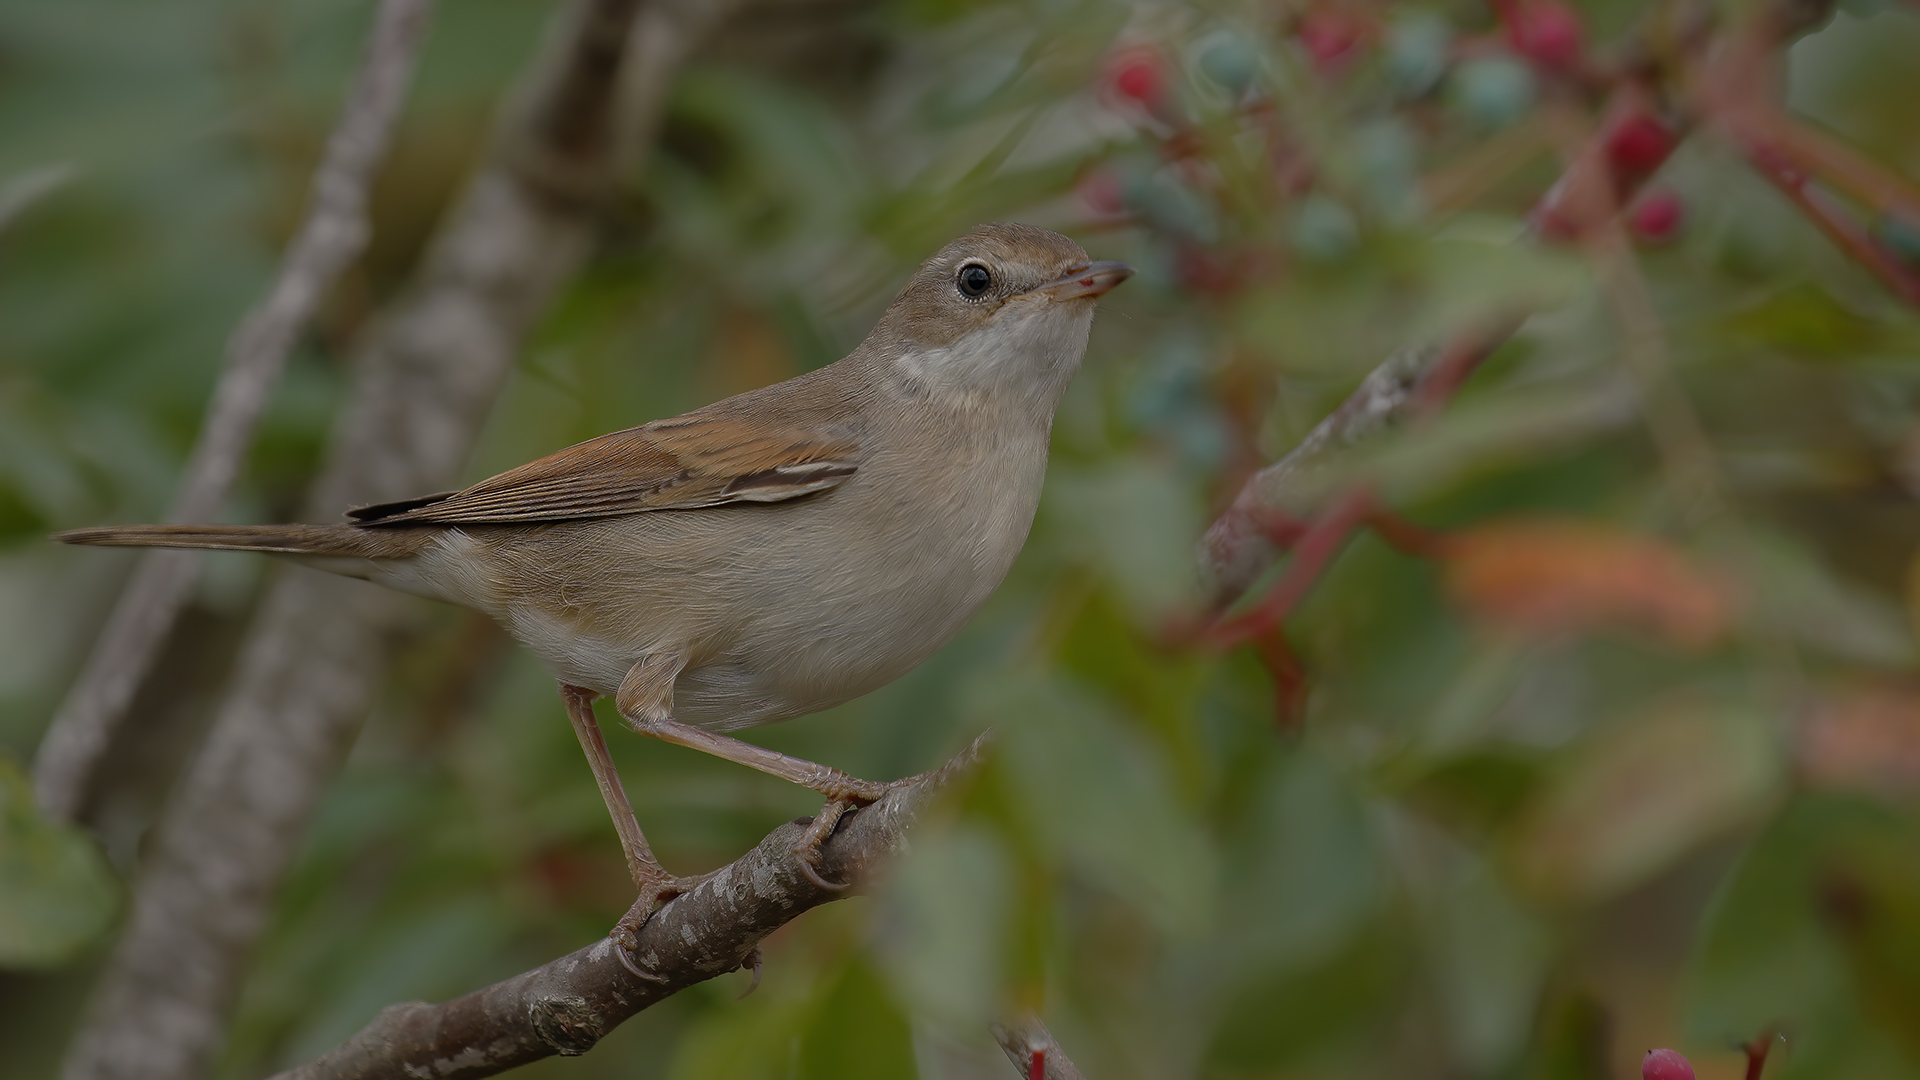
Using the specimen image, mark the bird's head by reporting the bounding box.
[871,223,1132,409]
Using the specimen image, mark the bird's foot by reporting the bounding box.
[791,777,908,891]
[737,944,765,999]
[609,867,713,981]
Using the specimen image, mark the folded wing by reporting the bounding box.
[347,413,861,525]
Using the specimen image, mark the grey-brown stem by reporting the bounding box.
[54,1,721,1077]
[1198,343,1438,598]
[990,1013,1092,1080]
[33,0,434,821]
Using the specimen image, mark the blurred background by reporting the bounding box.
[4,0,1920,1076]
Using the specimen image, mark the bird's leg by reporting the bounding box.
[558,683,704,974]
[560,684,660,887]
[615,657,902,889]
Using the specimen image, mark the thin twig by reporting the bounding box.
[1590,226,1722,516]
[991,1012,1092,1080]
[1743,1025,1784,1080]
[1203,486,1378,645]
[1199,344,1434,596]
[1742,109,1920,220]
[33,0,435,820]
[271,741,986,1080]
[1743,147,1920,304]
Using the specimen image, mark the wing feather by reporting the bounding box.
[348,414,861,526]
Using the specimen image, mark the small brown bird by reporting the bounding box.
[57,222,1131,945]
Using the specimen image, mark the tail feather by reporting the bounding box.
[54,523,383,557]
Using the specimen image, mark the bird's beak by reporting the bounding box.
[1031,260,1135,301]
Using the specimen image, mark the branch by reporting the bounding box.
[272,743,984,1080]
[33,0,434,821]
[991,1013,1091,1080]
[54,2,735,1077]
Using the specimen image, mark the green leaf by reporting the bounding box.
[798,960,920,1080]
[1206,919,1409,1069]
[667,991,811,1080]
[1684,795,1920,1073]
[984,671,1215,933]
[1347,374,1639,507]
[873,824,1013,1029]
[1508,691,1785,903]
[1218,746,1384,974]
[1411,231,1589,339]
[1719,283,1882,360]
[1044,456,1205,622]
[0,754,120,967]
[1415,860,1550,1072]
[1724,528,1915,667]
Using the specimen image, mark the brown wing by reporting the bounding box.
[347,413,861,526]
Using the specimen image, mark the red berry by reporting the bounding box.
[1175,244,1236,294]
[1608,114,1675,176]
[1749,143,1807,189]
[1629,189,1684,243]
[1508,0,1584,69]
[1109,49,1165,104]
[1642,1048,1696,1080]
[1298,10,1365,72]
[1078,170,1126,217]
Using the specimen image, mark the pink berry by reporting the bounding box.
[1629,189,1684,243]
[1643,1048,1695,1080]
[1078,170,1126,217]
[1508,0,1584,69]
[1109,49,1164,104]
[1298,10,1364,72]
[1749,143,1807,189]
[1608,114,1675,176]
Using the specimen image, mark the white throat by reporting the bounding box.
[891,298,1095,424]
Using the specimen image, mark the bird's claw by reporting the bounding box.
[610,870,706,982]
[737,944,765,999]
[795,798,856,890]
[791,779,907,890]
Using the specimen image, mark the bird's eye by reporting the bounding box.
[956,262,993,298]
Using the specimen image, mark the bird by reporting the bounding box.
[55,222,1132,953]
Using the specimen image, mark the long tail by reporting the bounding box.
[53,523,383,557]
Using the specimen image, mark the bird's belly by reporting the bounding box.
[669,577,982,730]
[500,562,990,730]
[437,432,1047,730]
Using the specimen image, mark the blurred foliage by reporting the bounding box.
[6,0,1920,1078]
[0,754,119,967]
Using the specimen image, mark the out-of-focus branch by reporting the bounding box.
[1692,0,1920,305]
[1199,344,1434,596]
[55,2,738,1078]
[991,1013,1091,1080]
[32,0,434,822]
[1743,145,1920,304]
[270,743,983,1080]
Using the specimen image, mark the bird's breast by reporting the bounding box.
[672,419,1053,727]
